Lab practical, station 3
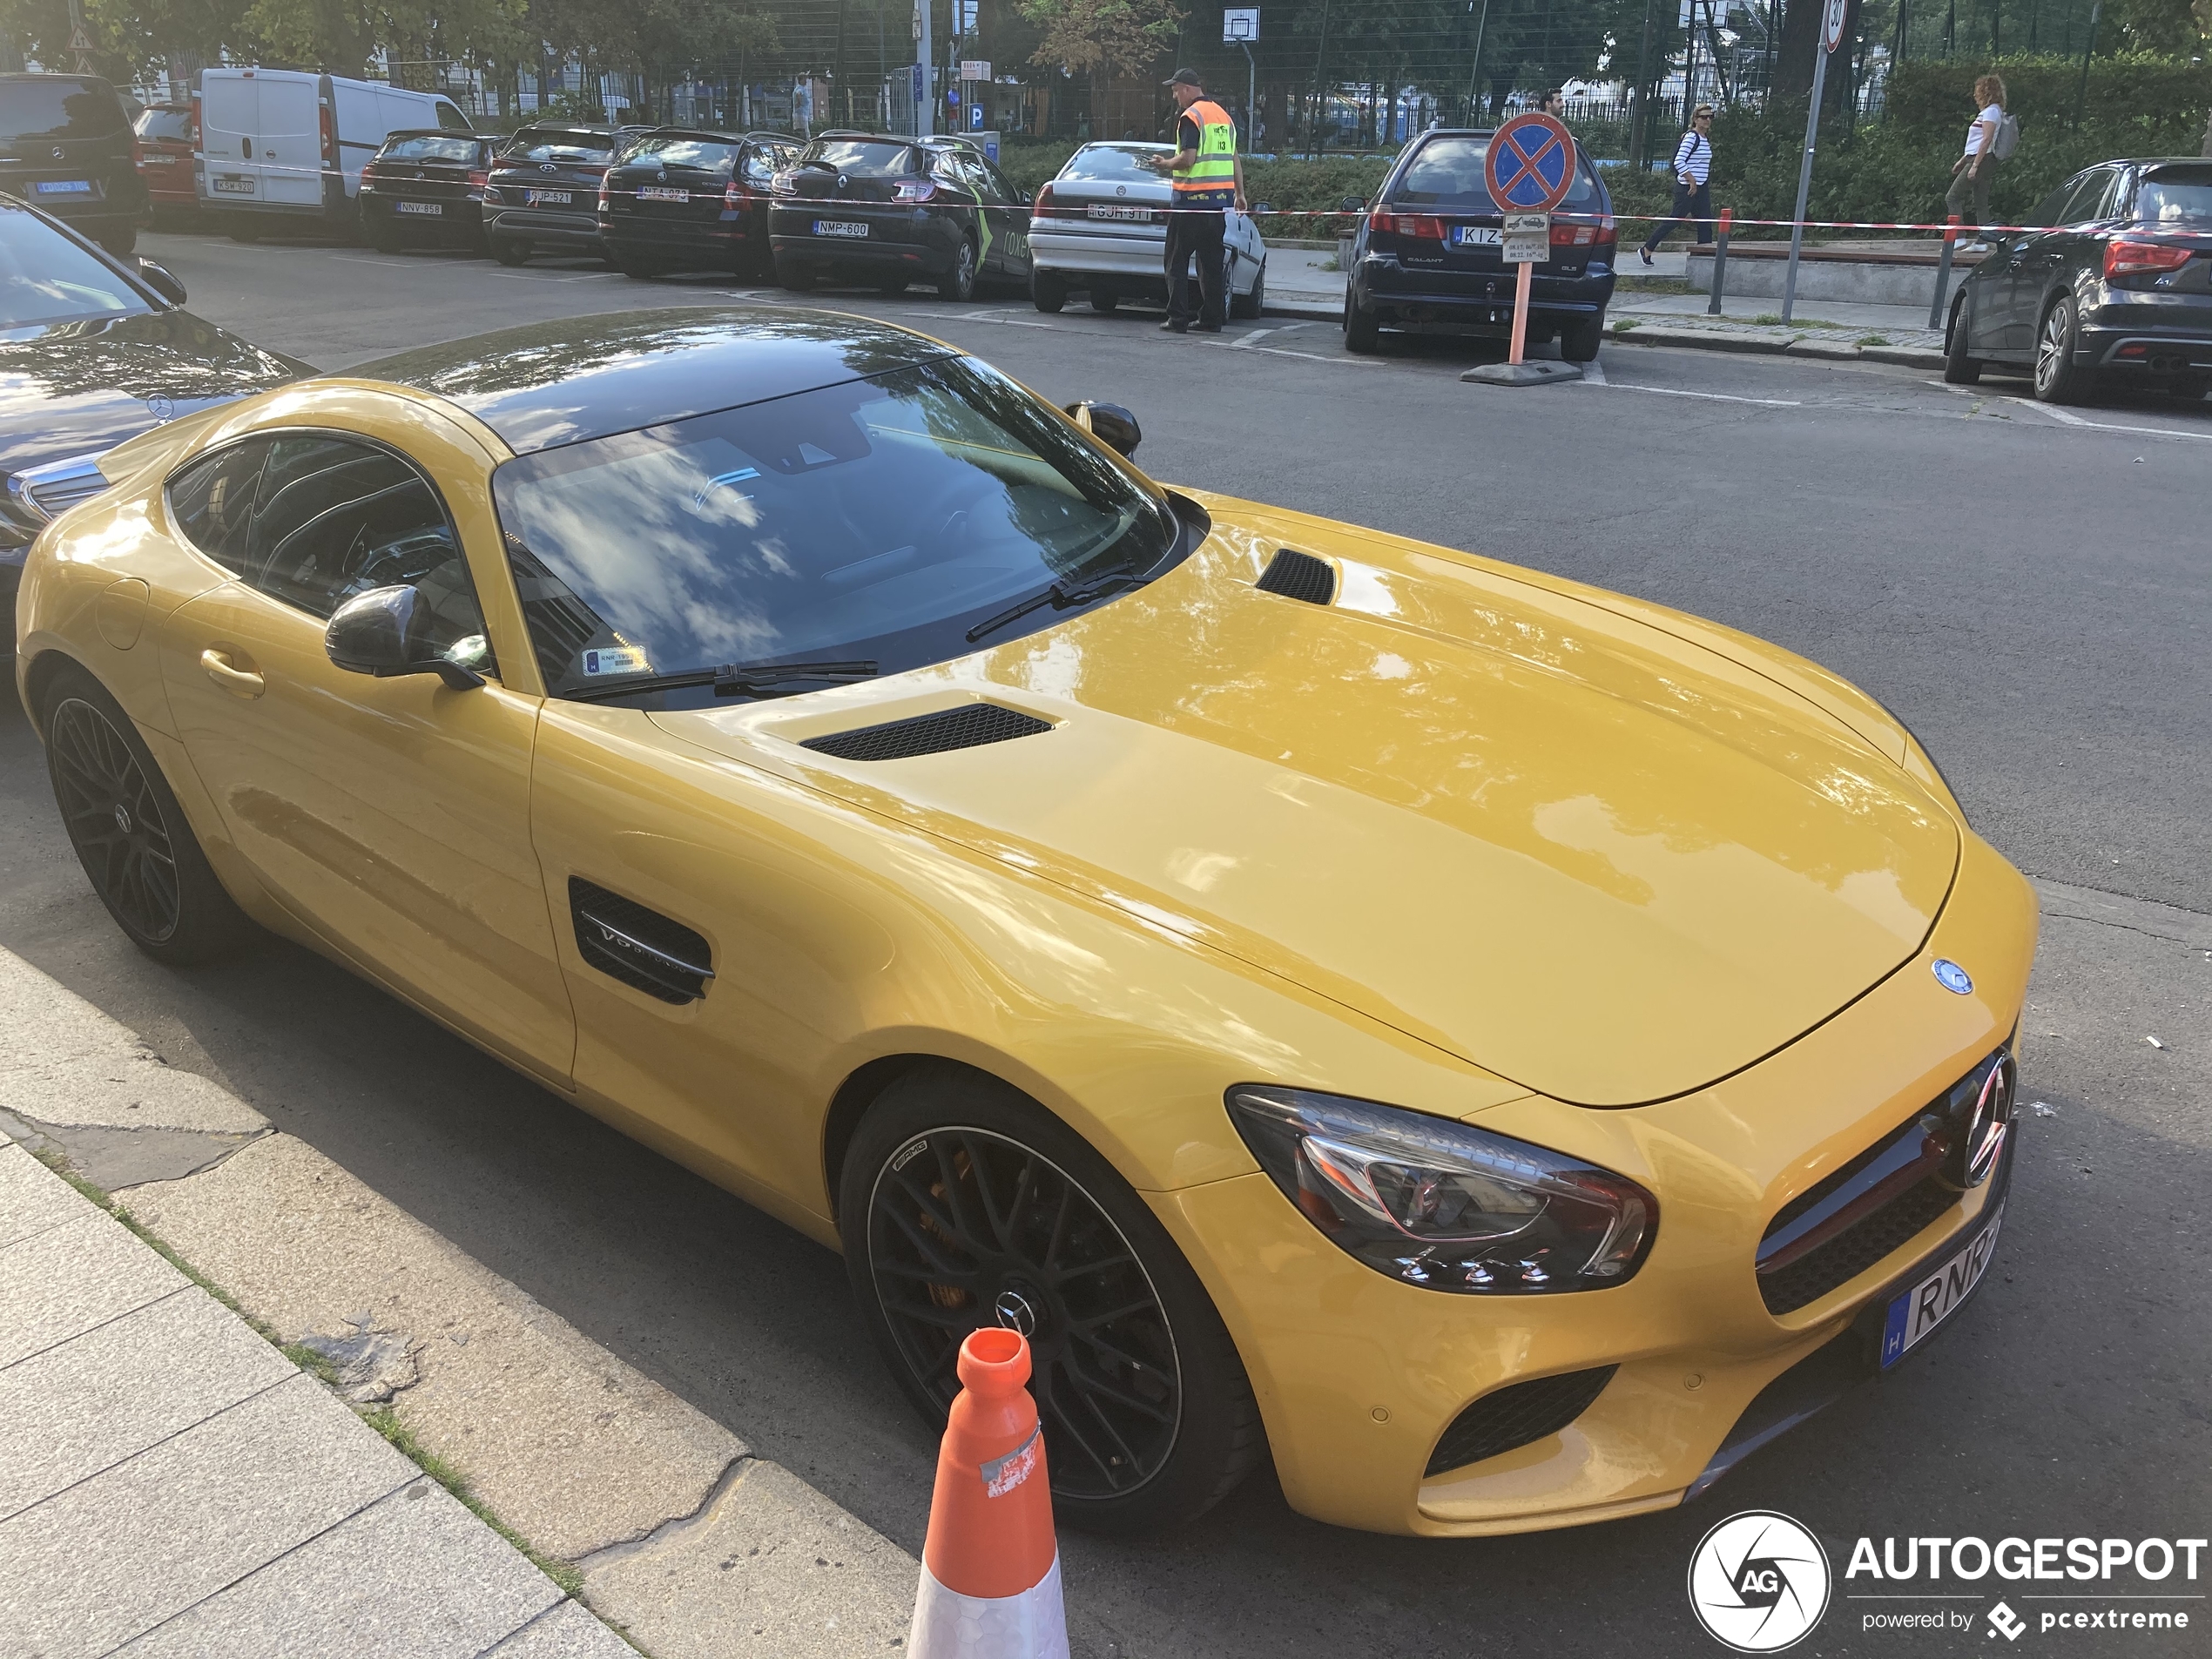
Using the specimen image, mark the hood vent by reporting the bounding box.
[1255,548,1335,606]
[801,703,1054,762]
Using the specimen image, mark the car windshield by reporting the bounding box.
[1061,145,1167,183]
[492,355,1177,706]
[627,136,736,170]
[134,106,192,143]
[502,128,613,163]
[1393,135,1602,212]
[0,78,126,141]
[2136,171,2212,224]
[0,203,148,326]
[380,134,479,164]
[802,138,914,177]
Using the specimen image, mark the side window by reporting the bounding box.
[741,145,778,185]
[929,151,966,191]
[241,435,491,664]
[983,161,1018,205]
[2030,175,2084,230]
[435,100,471,132]
[166,439,272,575]
[2060,169,2116,226]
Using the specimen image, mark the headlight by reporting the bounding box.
[1225,1086,1657,1294]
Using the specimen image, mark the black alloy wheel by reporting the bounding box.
[1943,293,1982,385]
[841,1066,1264,1532]
[41,668,254,964]
[939,236,978,301]
[2034,293,2085,403]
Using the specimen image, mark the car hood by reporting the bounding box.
[655,498,1959,1108]
[0,308,307,478]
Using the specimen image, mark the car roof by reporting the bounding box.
[349,307,961,455]
[381,128,482,140]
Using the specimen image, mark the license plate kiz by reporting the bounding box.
[397,200,442,215]
[1450,226,1501,246]
[1880,1203,2003,1368]
[814,219,868,237]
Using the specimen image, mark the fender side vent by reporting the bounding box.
[1424,1366,1618,1478]
[801,703,1053,762]
[1254,548,1335,606]
[570,878,714,1005]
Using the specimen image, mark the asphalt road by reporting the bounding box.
[6,227,2208,1657]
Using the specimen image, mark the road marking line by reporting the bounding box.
[2011,398,2092,425]
[332,256,417,268]
[1927,379,2212,440]
[1228,327,1277,348]
[1583,357,1608,384]
[1581,381,1802,406]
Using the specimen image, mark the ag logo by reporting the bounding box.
[1687,1511,1831,1652]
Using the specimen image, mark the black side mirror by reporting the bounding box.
[1063,401,1141,458]
[325,584,484,690]
[135,258,186,306]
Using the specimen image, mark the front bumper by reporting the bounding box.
[1150,829,2036,1535]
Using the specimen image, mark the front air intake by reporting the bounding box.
[1424,1366,1618,1477]
[1254,548,1335,606]
[800,704,1054,762]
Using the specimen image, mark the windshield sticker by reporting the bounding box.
[581,645,651,678]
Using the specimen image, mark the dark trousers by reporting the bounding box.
[1641,180,1713,252]
[1164,206,1227,327]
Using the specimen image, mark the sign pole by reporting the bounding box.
[1508,257,1534,365]
[1783,0,1849,324]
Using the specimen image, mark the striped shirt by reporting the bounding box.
[1671,130,1712,185]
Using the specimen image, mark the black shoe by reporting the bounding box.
[1193,322,1222,334]
[1161,319,1190,333]
[1638,247,1654,266]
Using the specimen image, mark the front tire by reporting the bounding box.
[840,1064,1264,1534]
[1943,294,1982,385]
[2033,293,2087,403]
[937,237,978,302]
[1033,268,1068,313]
[41,665,256,966]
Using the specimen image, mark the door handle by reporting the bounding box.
[200,648,265,698]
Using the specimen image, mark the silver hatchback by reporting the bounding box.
[1029,142,1266,318]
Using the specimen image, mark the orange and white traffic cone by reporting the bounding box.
[907,1327,1069,1659]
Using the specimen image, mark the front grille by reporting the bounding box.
[800,704,1052,762]
[1254,548,1335,606]
[10,455,111,523]
[1757,1176,1958,1315]
[1424,1366,1617,1478]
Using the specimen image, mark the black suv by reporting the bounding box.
[598,129,799,279]
[1344,127,1615,361]
[768,132,1032,301]
[0,73,146,255]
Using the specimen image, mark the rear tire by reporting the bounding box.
[839,1063,1264,1535]
[616,254,661,280]
[1559,313,1602,363]
[2168,374,2209,401]
[1032,269,1069,313]
[490,236,529,266]
[228,216,261,245]
[776,258,815,291]
[1344,294,1379,354]
[1230,263,1264,320]
[98,227,137,257]
[1942,295,1982,385]
[2033,293,2086,404]
[1089,284,1120,314]
[937,236,978,301]
[40,664,257,967]
[878,277,909,295]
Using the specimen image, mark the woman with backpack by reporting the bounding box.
[1636,104,1716,266]
[1945,75,2012,232]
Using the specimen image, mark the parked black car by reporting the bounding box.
[1343,127,1615,361]
[357,131,502,253]
[483,122,623,266]
[0,193,306,635]
[0,73,146,256]
[1944,157,2212,403]
[768,132,1032,301]
[598,129,799,279]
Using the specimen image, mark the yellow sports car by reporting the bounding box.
[16,307,2035,1538]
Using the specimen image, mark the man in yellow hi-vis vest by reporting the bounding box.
[1144,69,1247,334]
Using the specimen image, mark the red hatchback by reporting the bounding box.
[133,103,198,219]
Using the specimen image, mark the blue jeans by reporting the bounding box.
[1642,181,1713,252]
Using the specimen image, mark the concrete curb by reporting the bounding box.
[1608,320,1946,369]
[0,947,918,1659]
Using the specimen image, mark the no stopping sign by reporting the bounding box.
[1485,113,1578,214]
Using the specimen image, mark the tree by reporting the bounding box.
[1019,0,1185,131]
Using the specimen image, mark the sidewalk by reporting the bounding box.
[1260,243,1947,366]
[0,948,918,1658]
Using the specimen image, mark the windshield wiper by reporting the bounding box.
[568,659,878,703]
[963,564,1149,644]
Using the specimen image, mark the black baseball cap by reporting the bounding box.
[1164,68,1204,88]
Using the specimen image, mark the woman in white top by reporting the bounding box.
[1944,74,2007,230]
[1637,104,1716,263]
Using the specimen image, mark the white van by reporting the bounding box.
[196,68,471,238]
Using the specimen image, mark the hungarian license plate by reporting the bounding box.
[141,154,178,165]
[35,179,93,196]
[640,186,689,202]
[814,219,868,238]
[1087,203,1152,222]
[1879,1203,2003,1368]
[397,200,442,215]
[526,188,571,205]
[1450,225,1501,246]
[212,176,254,194]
